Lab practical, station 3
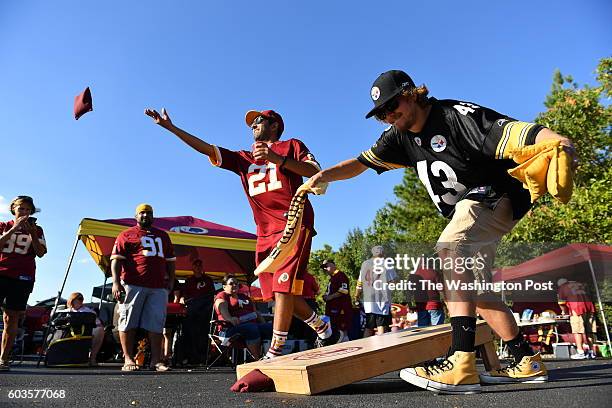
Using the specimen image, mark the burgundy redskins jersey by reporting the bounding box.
[111,225,176,288]
[558,281,595,316]
[325,270,352,311]
[179,274,215,300]
[210,138,320,237]
[0,220,46,281]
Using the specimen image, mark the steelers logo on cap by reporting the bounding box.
[371,86,381,101]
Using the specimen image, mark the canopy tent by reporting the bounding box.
[77,216,256,281]
[493,243,612,350]
[52,216,256,315]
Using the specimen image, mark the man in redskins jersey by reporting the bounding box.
[321,260,352,342]
[309,70,577,394]
[145,107,336,359]
[0,196,46,371]
[175,258,215,365]
[111,204,176,372]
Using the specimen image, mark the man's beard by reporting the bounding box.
[138,219,153,228]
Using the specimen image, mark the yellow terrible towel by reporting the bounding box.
[507,140,574,203]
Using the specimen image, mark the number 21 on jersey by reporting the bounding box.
[248,163,283,196]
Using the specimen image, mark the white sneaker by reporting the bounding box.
[587,350,596,359]
[571,352,586,360]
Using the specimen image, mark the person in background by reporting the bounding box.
[355,246,397,336]
[322,260,352,342]
[214,274,272,360]
[557,278,597,359]
[110,204,176,372]
[409,268,445,327]
[176,258,215,365]
[0,196,47,371]
[65,292,104,366]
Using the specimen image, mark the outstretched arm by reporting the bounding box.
[145,108,216,158]
[308,158,368,187]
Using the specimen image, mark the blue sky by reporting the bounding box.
[1,0,610,303]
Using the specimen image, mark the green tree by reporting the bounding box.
[371,169,447,244]
[506,57,612,245]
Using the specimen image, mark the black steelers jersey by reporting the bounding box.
[357,98,544,219]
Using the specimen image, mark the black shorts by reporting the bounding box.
[365,313,391,330]
[0,275,34,312]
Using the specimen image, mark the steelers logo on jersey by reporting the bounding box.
[371,86,381,101]
[278,272,290,284]
[430,135,447,152]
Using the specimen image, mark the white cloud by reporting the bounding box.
[0,196,10,221]
[76,258,92,264]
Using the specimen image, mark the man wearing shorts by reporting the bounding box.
[309,70,577,393]
[322,260,352,342]
[355,246,397,336]
[111,204,176,371]
[557,278,597,359]
[146,107,336,359]
[0,196,47,371]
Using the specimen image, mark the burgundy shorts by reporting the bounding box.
[256,226,313,301]
[327,307,353,331]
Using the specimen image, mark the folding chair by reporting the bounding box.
[43,312,96,367]
[204,306,255,369]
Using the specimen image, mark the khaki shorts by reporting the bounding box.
[436,197,517,296]
[570,313,596,335]
[118,284,168,334]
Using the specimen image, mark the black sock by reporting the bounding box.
[506,330,533,361]
[449,316,476,354]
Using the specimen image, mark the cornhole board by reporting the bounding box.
[236,321,499,395]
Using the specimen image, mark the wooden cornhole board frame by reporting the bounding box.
[236,321,499,395]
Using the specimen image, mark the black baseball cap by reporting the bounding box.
[320,259,335,269]
[365,70,416,119]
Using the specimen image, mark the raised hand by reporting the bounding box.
[145,107,173,129]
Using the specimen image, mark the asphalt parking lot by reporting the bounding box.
[1,358,611,408]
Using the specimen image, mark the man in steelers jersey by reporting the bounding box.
[309,70,577,394]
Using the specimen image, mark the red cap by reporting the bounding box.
[245,109,284,137]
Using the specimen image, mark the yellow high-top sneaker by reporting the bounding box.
[480,353,548,384]
[399,351,481,394]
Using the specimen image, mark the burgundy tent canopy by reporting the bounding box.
[493,243,612,350]
[493,244,612,283]
[77,216,257,281]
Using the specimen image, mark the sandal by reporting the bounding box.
[121,363,140,372]
[151,362,171,372]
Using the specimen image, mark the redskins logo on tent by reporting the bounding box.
[169,226,209,235]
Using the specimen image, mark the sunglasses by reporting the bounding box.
[374,96,401,121]
[226,281,238,286]
[253,116,274,125]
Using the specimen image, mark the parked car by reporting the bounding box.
[23,297,66,354]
